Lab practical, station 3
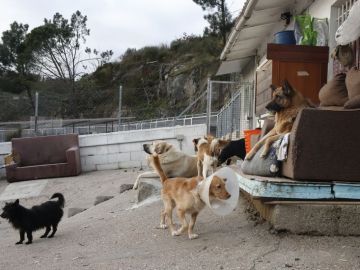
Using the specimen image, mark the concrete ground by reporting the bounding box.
[0,170,360,270]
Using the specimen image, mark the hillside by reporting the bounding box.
[0,35,225,122]
[79,34,224,120]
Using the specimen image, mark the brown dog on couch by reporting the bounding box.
[245,80,311,160]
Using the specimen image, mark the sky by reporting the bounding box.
[0,0,245,61]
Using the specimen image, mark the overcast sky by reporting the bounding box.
[0,0,245,60]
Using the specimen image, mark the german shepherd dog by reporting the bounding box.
[245,80,311,160]
[1,193,65,245]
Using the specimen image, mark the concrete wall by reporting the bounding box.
[0,142,11,179]
[0,124,206,179]
[79,124,206,172]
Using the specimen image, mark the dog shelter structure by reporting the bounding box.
[217,0,360,234]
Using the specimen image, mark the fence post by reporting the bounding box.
[34,92,39,135]
[118,85,122,129]
[206,78,212,134]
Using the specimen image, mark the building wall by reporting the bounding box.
[0,124,206,179]
[308,0,338,19]
[239,0,338,83]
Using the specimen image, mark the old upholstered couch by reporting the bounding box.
[5,134,81,182]
[243,107,360,182]
[281,107,360,182]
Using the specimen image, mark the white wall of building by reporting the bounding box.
[240,0,339,84]
[308,0,338,19]
[0,124,206,179]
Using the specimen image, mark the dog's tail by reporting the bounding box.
[152,154,167,185]
[50,193,65,208]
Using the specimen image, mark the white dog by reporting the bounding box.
[133,140,198,189]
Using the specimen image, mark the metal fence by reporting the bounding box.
[0,81,254,142]
[215,82,254,138]
[0,113,219,142]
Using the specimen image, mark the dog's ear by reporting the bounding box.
[270,84,276,92]
[282,80,294,96]
[14,199,19,205]
[192,138,199,145]
[218,139,230,147]
[164,144,172,152]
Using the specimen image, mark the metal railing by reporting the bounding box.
[0,82,254,141]
[0,113,218,142]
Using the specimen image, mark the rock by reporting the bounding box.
[119,184,134,194]
[137,179,162,203]
[68,207,87,217]
[94,195,114,206]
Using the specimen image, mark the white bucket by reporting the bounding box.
[198,167,239,216]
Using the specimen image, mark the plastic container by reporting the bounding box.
[243,129,262,153]
[198,167,239,216]
[274,30,296,45]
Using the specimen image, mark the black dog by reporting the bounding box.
[193,137,246,166]
[1,193,65,245]
[217,138,246,165]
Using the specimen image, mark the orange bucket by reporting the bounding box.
[243,129,262,153]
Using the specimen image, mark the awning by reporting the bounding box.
[220,0,314,62]
[216,59,249,76]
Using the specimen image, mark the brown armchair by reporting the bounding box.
[5,134,81,182]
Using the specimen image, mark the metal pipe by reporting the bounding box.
[209,80,238,84]
[34,92,39,135]
[118,85,122,127]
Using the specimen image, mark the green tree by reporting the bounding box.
[27,11,113,88]
[25,10,113,116]
[193,0,234,45]
[0,22,36,109]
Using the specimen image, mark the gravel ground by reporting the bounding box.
[0,170,360,270]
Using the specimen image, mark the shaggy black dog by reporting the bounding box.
[1,193,65,245]
[217,138,246,165]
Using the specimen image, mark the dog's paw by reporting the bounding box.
[159,224,168,229]
[40,235,47,238]
[15,241,23,245]
[245,153,253,160]
[188,233,199,240]
[132,183,138,190]
[171,230,181,237]
[48,235,54,238]
[25,241,32,245]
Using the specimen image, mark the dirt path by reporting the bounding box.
[0,170,360,270]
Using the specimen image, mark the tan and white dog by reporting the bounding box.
[133,140,198,189]
[196,136,229,179]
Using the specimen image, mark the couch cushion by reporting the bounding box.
[241,145,280,177]
[12,134,79,166]
[7,163,71,182]
[319,73,348,106]
[346,67,360,99]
